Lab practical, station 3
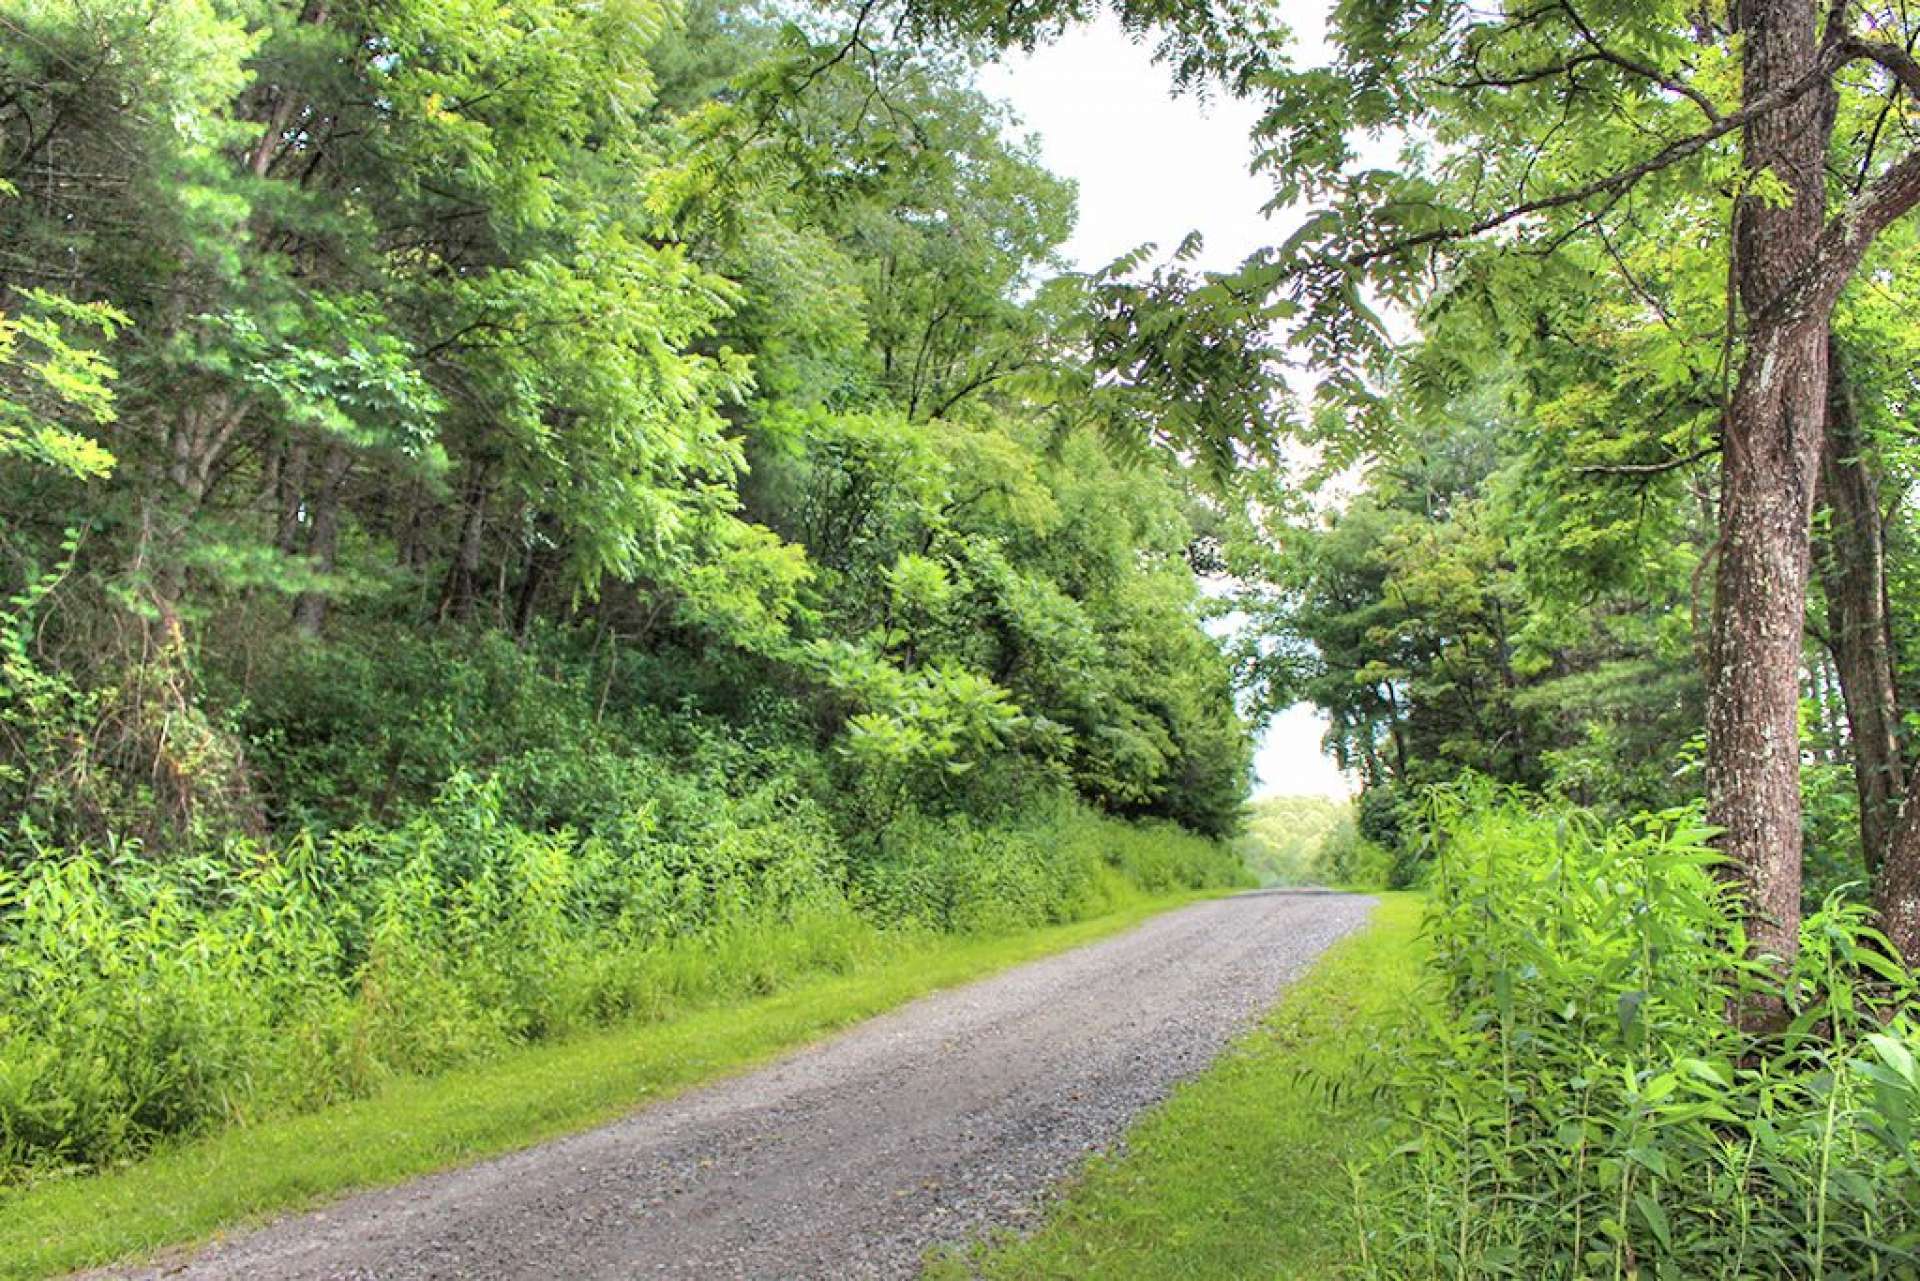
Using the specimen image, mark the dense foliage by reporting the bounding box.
[0,0,1261,1180]
[0,759,1233,1177]
[1206,1,1920,952]
[1349,781,1920,1278]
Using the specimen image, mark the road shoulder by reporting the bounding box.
[933,891,1424,1280]
[5,896,1212,1281]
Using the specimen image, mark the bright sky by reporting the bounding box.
[979,11,1356,803]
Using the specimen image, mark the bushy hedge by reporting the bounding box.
[854,804,1246,933]
[0,773,1244,1181]
[1348,780,1920,1279]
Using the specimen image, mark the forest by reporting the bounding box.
[0,0,1264,1182]
[5,0,1920,1277]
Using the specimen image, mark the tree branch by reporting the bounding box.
[1838,34,1920,98]
[1574,445,1720,476]
[1560,0,1722,123]
[1348,38,1855,269]
[1807,142,1920,302]
[1439,52,1609,93]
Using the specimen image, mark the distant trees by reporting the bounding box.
[1235,795,1352,885]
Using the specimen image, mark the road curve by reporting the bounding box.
[107,890,1375,1280]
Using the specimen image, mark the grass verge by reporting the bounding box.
[932,891,1425,1280]
[0,892,1215,1281]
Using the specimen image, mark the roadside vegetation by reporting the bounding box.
[0,768,1236,1183]
[1342,782,1920,1279]
[0,0,1258,1199]
[1221,0,1920,1269]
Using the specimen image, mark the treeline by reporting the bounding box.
[1232,794,1373,886]
[0,0,1252,844]
[0,0,1259,1177]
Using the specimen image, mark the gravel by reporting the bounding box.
[106,889,1376,1281]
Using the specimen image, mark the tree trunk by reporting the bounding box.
[291,445,352,635]
[274,440,310,554]
[394,478,431,572]
[436,463,491,624]
[1815,339,1902,875]
[1707,0,1835,977]
[1383,680,1410,781]
[143,394,250,604]
[1878,783,1920,960]
[1707,315,1828,970]
[513,544,549,642]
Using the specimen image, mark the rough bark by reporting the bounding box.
[1708,315,1828,970]
[1815,340,1902,874]
[393,478,431,572]
[1707,0,1835,975]
[1879,783,1920,959]
[1699,0,1920,980]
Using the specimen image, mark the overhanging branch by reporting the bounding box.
[1344,32,1869,271]
[1574,445,1720,476]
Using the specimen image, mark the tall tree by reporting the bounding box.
[1255,0,1920,968]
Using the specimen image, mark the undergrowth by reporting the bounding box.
[1348,779,1920,1279]
[0,620,1246,1185]
[0,781,1237,1184]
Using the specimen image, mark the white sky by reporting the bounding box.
[979,11,1356,802]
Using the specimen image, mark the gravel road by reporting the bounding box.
[109,890,1375,1280]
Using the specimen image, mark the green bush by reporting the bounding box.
[1347,779,1920,1279]
[0,774,1242,1182]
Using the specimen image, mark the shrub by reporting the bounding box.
[1347,779,1920,1279]
[0,777,1243,1182]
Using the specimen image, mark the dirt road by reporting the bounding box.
[112,890,1374,1280]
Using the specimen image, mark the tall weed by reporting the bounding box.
[1348,779,1920,1279]
[0,777,1241,1182]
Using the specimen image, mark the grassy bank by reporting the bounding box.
[1,770,1244,1179]
[935,892,1424,1279]
[0,891,1218,1281]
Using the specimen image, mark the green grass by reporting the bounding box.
[932,891,1425,1280]
[0,892,1216,1281]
